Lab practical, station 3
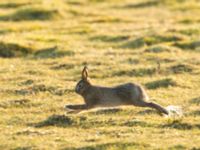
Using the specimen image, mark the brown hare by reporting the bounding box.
[65,66,169,115]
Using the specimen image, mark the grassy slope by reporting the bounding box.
[0,0,200,149]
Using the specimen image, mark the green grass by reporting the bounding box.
[0,0,200,149]
[0,42,33,57]
[0,7,62,21]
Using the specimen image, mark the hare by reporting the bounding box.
[65,66,169,115]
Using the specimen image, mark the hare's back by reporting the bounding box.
[114,83,148,103]
[114,82,139,92]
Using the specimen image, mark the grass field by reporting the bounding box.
[0,0,200,149]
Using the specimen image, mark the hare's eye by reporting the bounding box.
[78,83,83,88]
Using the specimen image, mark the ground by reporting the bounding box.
[0,0,200,149]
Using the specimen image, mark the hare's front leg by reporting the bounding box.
[65,104,88,110]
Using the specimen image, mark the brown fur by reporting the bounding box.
[66,66,168,115]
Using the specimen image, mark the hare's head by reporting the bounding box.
[75,66,91,95]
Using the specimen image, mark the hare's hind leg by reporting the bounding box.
[135,101,169,115]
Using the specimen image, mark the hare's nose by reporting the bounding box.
[75,86,80,93]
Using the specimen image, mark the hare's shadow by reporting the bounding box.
[28,108,121,128]
[31,114,74,128]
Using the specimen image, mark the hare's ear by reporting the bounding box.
[82,66,88,80]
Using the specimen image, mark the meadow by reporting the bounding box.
[0,0,200,149]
